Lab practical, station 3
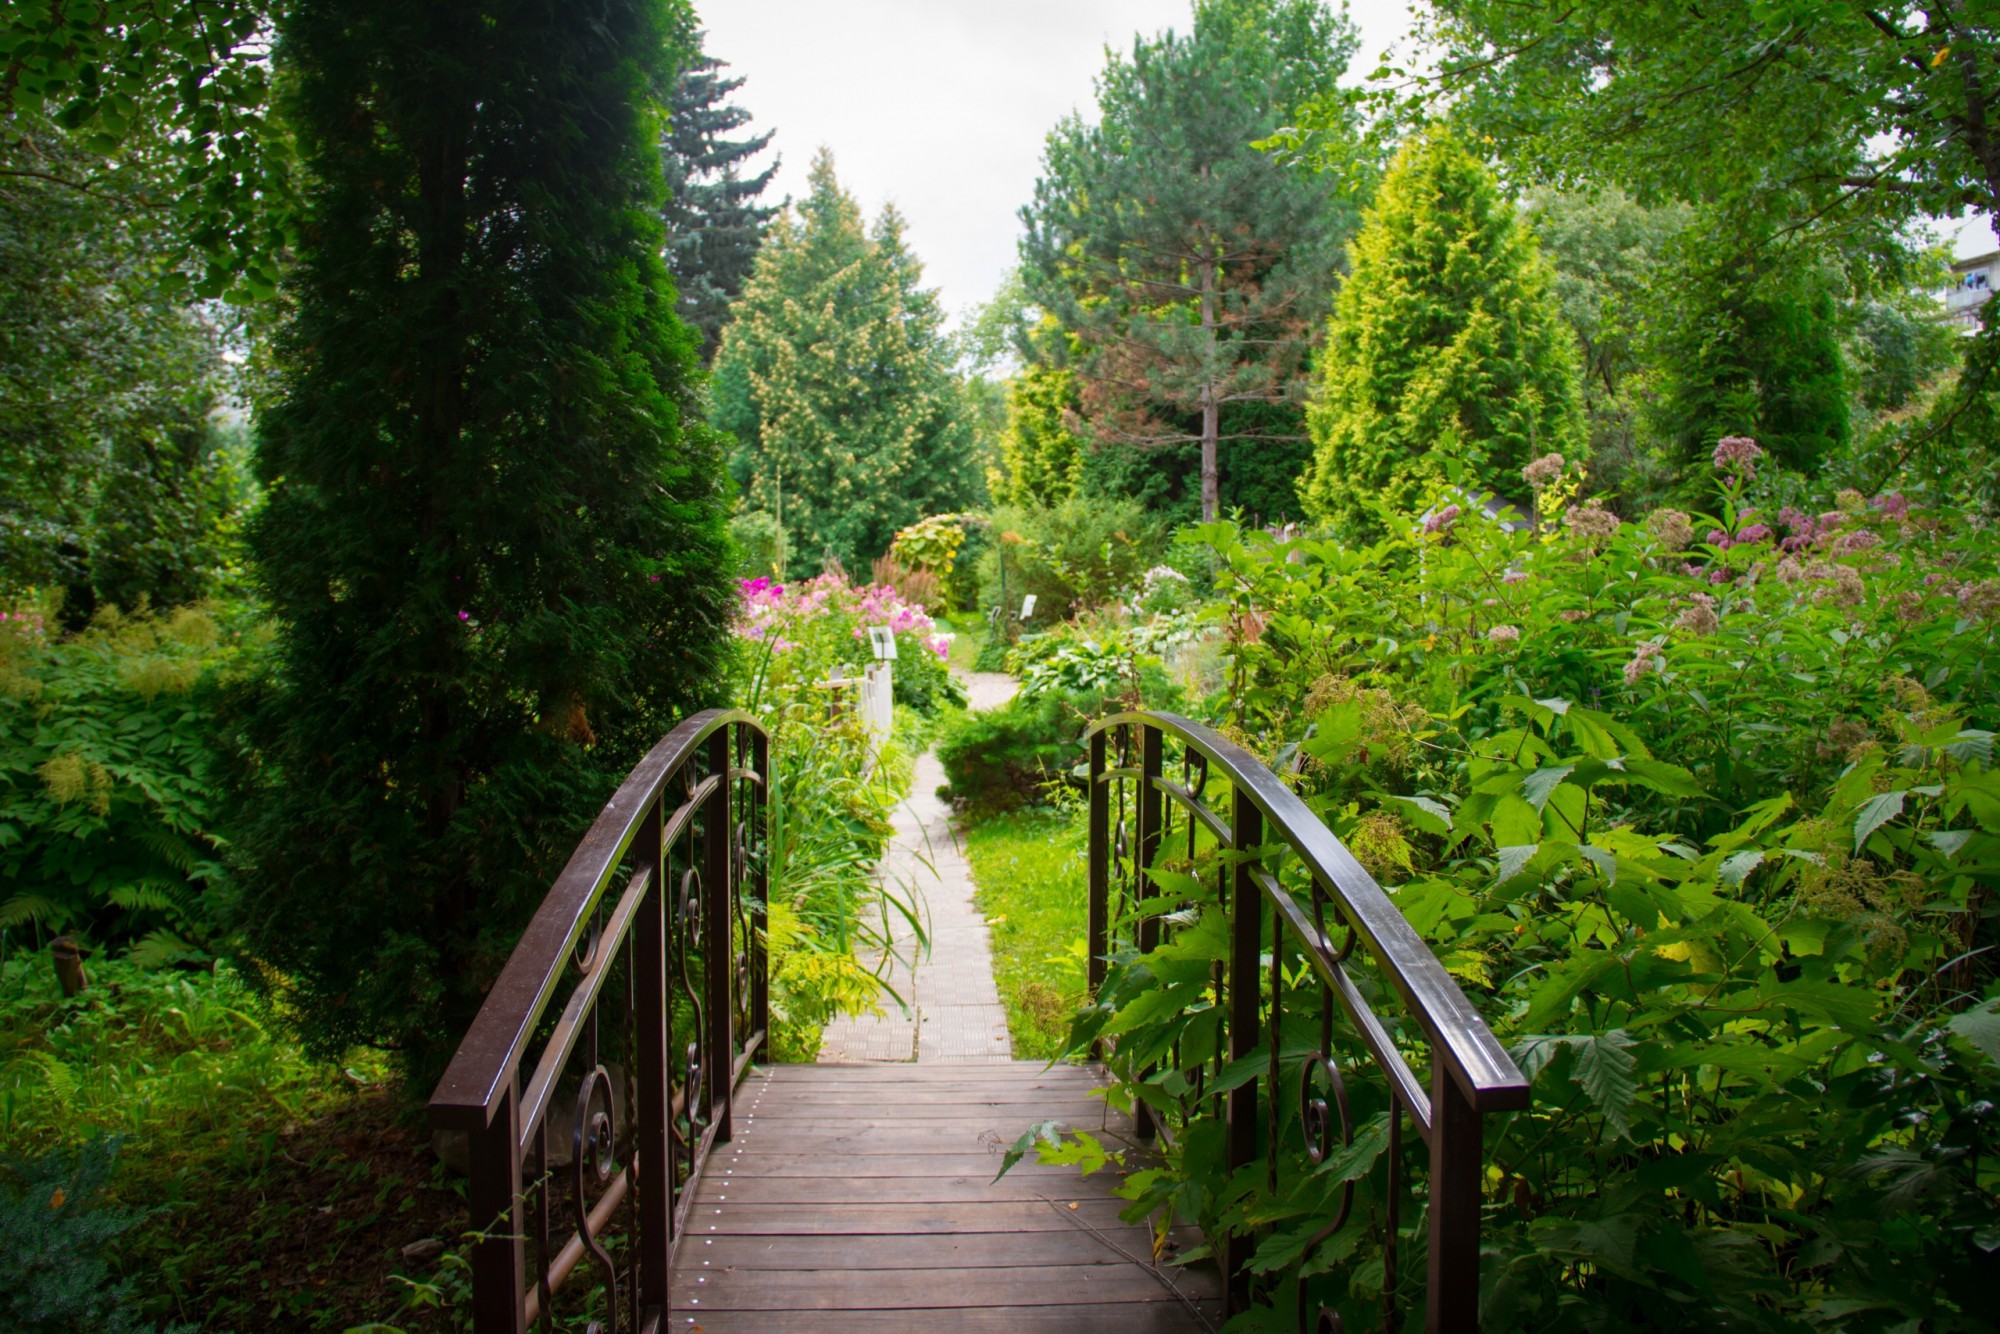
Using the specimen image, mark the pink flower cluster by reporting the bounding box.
[1713,436,1762,478]
[734,573,948,659]
[1422,503,1461,535]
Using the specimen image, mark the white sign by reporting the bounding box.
[867,625,899,661]
[1019,594,1037,621]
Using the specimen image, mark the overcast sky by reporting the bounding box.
[697,0,1425,323]
[696,1,1995,323]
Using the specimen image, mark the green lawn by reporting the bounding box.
[961,807,1090,1061]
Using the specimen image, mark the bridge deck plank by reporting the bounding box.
[669,1062,1220,1330]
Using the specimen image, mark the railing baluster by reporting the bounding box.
[703,726,734,1140]
[1226,781,1264,1314]
[1133,724,1164,1140]
[1087,728,1109,997]
[634,791,671,1308]
[749,725,771,1042]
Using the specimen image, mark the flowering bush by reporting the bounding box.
[1040,452,2000,1329]
[733,572,958,717]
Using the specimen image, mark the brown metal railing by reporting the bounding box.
[1083,711,1529,1333]
[429,709,768,1333]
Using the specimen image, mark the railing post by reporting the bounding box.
[749,724,770,1043]
[1133,724,1164,1140]
[704,728,734,1140]
[1225,783,1263,1313]
[468,1080,526,1334]
[1427,1064,1482,1332]
[1086,728,1109,997]
[634,792,672,1311]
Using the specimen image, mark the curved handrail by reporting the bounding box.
[1081,709,1528,1332]
[1085,710,1526,1113]
[428,706,770,1332]
[432,708,764,1123]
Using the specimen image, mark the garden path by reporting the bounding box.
[818,671,1019,1062]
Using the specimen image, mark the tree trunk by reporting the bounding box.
[1199,251,1219,523]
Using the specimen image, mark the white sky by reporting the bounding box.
[696,1,1994,316]
[697,0,1425,323]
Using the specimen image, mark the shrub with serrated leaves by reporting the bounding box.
[1035,475,2000,1330]
[0,604,254,961]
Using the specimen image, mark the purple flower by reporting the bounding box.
[1737,524,1773,544]
[1870,492,1910,520]
[457,610,470,622]
[1705,529,1732,550]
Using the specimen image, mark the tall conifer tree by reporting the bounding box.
[239,0,729,1080]
[661,32,778,362]
[1301,126,1583,537]
[1020,0,1359,522]
[711,151,977,573]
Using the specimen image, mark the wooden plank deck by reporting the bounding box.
[669,1061,1222,1331]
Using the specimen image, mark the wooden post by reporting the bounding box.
[1426,1065,1483,1332]
[749,725,771,1044]
[468,1081,526,1334]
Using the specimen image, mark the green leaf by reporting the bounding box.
[1494,843,1539,886]
[1718,850,1764,885]
[995,1119,1064,1181]
[1569,1029,1638,1137]
[1519,764,1576,809]
[1853,790,1906,852]
[1379,793,1452,835]
[1946,1000,2000,1067]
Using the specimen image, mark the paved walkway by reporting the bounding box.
[820,672,1018,1063]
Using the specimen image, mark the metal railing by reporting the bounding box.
[429,709,769,1333]
[1083,711,1529,1333]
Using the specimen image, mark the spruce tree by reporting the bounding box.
[238,0,730,1081]
[711,151,978,573]
[1020,0,1359,522]
[1301,126,1583,537]
[661,31,778,362]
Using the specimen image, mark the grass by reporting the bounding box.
[938,611,988,676]
[961,806,1091,1061]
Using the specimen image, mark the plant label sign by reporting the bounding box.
[868,625,899,660]
[1019,594,1037,621]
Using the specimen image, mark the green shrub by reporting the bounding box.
[979,497,1166,621]
[937,691,1101,812]
[0,604,255,962]
[0,1138,186,1334]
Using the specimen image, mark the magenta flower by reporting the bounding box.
[1712,436,1762,476]
[1422,503,1461,535]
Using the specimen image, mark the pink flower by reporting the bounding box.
[1712,436,1762,476]
[1737,524,1773,544]
[1502,569,1528,584]
[1624,640,1665,685]
[1871,492,1911,520]
[1423,503,1461,535]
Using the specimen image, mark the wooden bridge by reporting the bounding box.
[429,708,1527,1332]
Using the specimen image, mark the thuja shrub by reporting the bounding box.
[235,0,730,1083]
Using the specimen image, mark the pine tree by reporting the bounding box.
[1301,126,1583,537]
[237,0,730,1082]
[661,32,778,362]
[1020,0,1360,523]
[711,150,978,574]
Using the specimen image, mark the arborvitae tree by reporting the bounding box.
[661,31,778,362]
[1302,127,1583,537]
[1020,0,1360,522]
[1639,244,1851,488]
[712,150,978,573]
[239,0,730,1082]
[995,363,1086,507]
